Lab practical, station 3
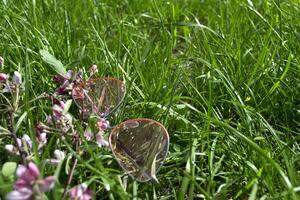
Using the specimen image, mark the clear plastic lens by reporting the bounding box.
[72,78,125,117]
[109,118,169,182]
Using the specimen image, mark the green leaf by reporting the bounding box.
[2,162,17,177]
[15,111,27,132]
[63,99,72,114]
[0,126,10,135]
[39,49,67,77]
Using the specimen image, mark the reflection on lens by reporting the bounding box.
[72,78,125,118]
[109,118,169,182]
[124,121,139,129]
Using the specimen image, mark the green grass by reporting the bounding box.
[1,0,300,199]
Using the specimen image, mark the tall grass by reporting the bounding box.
[0,0,299,199]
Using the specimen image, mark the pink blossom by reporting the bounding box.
[17,138,22,148]
[84,127,93,141]
[6,162,55,200]
[5,144,18,154]
[22,134,32,150]
[12,71,22,85]
[52,103,64,118]
[36,132,47,149]
[3,83,12,92]
[16,165,26,176]
[5,135,32,155]
[96,118,110,130]
[0,73,8,82]
[17,162,40,183]
[54,149,65,160]
[39,176,55,192]
[5,187,32,200]
[56,79,70,94]
[89,64,98,76]
[69,183,92,200]
[96,131,109,147]
[14,179,30,190]
[47,149,65,165]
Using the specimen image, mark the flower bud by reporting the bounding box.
[3,83,12,93]
[89,64,98,76]
[17,138,22,148]
[37,132,47,149]
[5,187,32,200]
[0,73,8,82]
[96,132,109,147]
[96,118,110,130]
[54,149,65,161]
[84,127,93,141]
[52,104,64,118]
[39,176,55,192]
[16,165,27,178]
[27,162,40,180]
[14,179,28,190]
[56,79,70,94]
[5,144,15,154]
[12,71,22,85]
[69,183,92,200]
[22,134,32,150]
[17,162,40,182]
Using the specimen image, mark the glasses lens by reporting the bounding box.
[109,118,169,182]
[72,78,125,117]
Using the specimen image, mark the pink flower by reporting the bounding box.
[14,179,30,190]
[17,162,40,183]
[89,64,98,76]
[0,73,8,82]
[5,187,32,200]
[84,127,93,141]
[5,144,18,154]
[69,183,93,200]
[56,79,70,94]
[36,132,47,149]
[35,122,43,134]
[47,149,65,165]
[12,71,22,85]
[5,135,32,155]
[39,176,55,192]
[22,134,32,150]
[52,101,65,118]
[96,118,110,130]
[3,83,12,92]
[6,162,55,200]
[96,131,109,147]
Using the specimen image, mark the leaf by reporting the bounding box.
[15,111,27,132]
[65,153,73,175]
[39,49,67,77]
[0,126,10,135]
[63,99,72,114]
[2,162,17,177]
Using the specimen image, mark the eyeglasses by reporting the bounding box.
[72,78,169,182]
